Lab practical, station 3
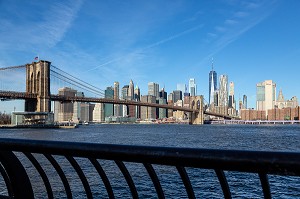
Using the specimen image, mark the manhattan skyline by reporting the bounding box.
[1,0,300,110]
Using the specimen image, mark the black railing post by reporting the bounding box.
[0,151,34,199]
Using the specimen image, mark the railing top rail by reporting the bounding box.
[0,138,299,176]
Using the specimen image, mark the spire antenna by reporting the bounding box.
[211,57,214,71]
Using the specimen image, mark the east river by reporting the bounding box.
[0,124,299,198]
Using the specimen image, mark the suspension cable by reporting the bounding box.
[50,72,104,97]
[51,65,107,94]
[50,70,105,97]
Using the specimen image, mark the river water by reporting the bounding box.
[0,124,299,198]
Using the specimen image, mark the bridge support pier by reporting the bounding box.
[189,96,204,125]
[25,60,51,112]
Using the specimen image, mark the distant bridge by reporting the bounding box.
[0,60,235,124]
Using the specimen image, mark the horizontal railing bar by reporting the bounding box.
[0,138,299,176]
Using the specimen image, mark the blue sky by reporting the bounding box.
[1,0,300,112]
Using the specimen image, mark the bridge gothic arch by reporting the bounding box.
[25,60,51,112]
[189,96,204,125]
[36,71,40,93]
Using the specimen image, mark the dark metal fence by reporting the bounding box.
[0,138,299,199]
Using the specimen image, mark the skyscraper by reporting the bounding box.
[134,85,141,118]
[176,83,186,96]
[173,90,182,103]
[114,82,119,100]
[134,85,140,101]
[159,88,167,100]
[114,81,120,116]
[121,85,129,117]
[219,75,228,107]
[256,80,276,114]
[121,85,129,100]
[54,87,77,122]
[141,95,156,120]
[128,80,134,100]
[209,60,217,105]
[189,78,196,96]
[148,82,159,98]
[93,103,104,122]
[159,88,168,118]
[104,86,114,117]
[243,95,247,109]
[228,81,235,108]
[72,91,84,123]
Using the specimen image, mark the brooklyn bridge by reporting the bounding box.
[0,60,234,125]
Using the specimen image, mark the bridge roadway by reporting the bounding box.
[0,90,234,119]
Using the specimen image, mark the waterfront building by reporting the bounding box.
[140,95,156,120]
[72,91,84,123]
[256,80,276,116]
[114,81,121,116]
[80,103,90,122]
[93,103,104,122]
[104,86,114,117]
[209,60,217,105]
[243,95,247,109]
[240,106,300,121]
[158,98,167,119]
[189,78,196,96]
[173,100,184,121]
[219,75,228,108]
[148,82,159,99]
[275,89,298,109]
[54,87,77,122]
[173,90,182,103]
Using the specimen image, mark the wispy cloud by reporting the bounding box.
[38,0,83,48]
[86,24,204,73]
[199,0,279,65]
[0,0,83,51]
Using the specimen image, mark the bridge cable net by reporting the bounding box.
[50,65,111,99]
[0,65,26,92]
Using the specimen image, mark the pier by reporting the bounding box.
[207,120,300,125]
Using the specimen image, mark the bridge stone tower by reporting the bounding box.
[189,95,204,125]
[25,60,51,112]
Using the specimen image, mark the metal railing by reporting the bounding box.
[0,138,299,199]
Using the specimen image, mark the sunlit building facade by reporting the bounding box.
[148,82,159,99]
[218,75,228,107]
[256,80,276,114]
